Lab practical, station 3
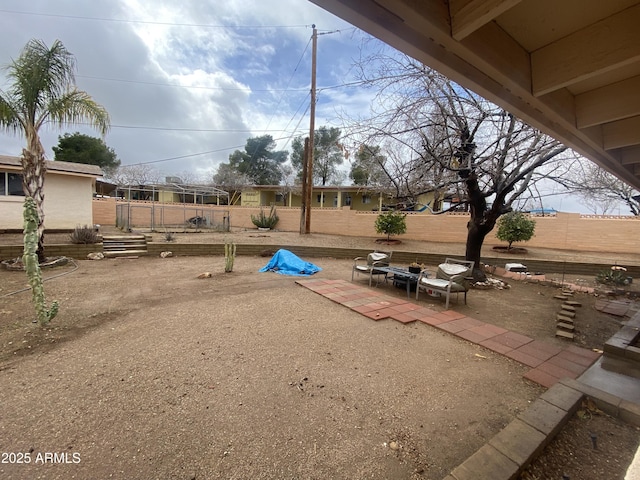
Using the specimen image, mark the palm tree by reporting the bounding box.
[0,39,110,261]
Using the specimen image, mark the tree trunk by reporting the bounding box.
[463,171,501,282]
[465,218,490,281]
[21,134,47,263]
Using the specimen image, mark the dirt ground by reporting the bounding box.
[0,230,638,479]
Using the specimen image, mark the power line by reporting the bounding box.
[76,75,310,93]
[71,123,294,133]
[130,135,298,166]
[76,73,368,93]
[0,9,313,29]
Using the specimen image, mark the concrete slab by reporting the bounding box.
[578,356,640,405]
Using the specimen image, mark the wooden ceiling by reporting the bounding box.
[310,0,640,190]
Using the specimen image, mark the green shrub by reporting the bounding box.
[496,212,535,250]
[374,211,407,241]
[69,225,100,244]
[251,205,279,229]
[596,269,629,286]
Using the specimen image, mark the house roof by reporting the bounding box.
[244,184,392,193]
[0,155,102,177]
[310,0,640,191]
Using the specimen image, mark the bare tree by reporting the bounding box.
[111,164,162,186]
[344,49,569,279]
[561,160,639,216]
[212,163,251,205]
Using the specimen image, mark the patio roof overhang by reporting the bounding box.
[310,0,640,190]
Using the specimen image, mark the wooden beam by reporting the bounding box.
[620,145,640,165]
[309,0,640,190]
[603,116,640,150]
[451,0,522,41]
[576,75,640,128]
[532,4,640,96]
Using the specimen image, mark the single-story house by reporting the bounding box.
[239,185,442,212]
[0,155,102,231]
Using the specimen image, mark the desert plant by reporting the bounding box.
[163,230,176,242]
[374,210,407,241]
[23,197,58,325]
[251,205,279,229]
[595,269,630,286]
[69,224,100,244]
[496,211,536,250]
[224,241,236,273]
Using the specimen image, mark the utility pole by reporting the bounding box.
[299,137,309,233]
[304,24,318,235]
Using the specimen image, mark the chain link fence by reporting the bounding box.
[116,202,230,232]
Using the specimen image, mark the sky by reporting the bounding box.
[0,0,371,181]
[0,0,632,214]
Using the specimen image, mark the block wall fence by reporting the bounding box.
[92,198,640,255]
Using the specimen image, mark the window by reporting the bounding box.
[345,195,352,206]
[362,195,371,204]
[0,172,24,196]
[275,193,284,202]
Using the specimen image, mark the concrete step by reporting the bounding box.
[103,235,146,241]
[556,314,575,323]
[557,322,575,331]
[103,243,146,250]
[558,310,576,319]
[556,330,575,339]
[104,250,148,258]
[102,235,147,256]
[561,304,577,312]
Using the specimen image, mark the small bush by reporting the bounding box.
[69,225,100,244]
[163,230,176,242]
[596,269,630,286]
[496,211,535,250]
[374,211,407,241]
[251,205,279,229]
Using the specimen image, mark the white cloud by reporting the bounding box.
[0,0,361,180]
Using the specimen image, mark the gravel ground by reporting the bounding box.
[0,229,638,479]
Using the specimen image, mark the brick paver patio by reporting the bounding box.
[297,278,602,389]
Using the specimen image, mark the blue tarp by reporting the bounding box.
[259,249,322,276]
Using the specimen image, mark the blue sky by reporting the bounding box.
[0,0,632,214]
[0,0,370,180]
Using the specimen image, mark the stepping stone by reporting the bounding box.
[561,304,576,312]
[556,314,574,324]
[564,300,582,307]
[558,310,576,318]
[556,322,575,331]
[556,330,575,339]
[562,290,574,296]
[554,295,569,300]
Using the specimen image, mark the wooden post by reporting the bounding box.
[304,25,318,235]
[299,137,309,234]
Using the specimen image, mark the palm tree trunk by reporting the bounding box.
[21,136,47,263]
